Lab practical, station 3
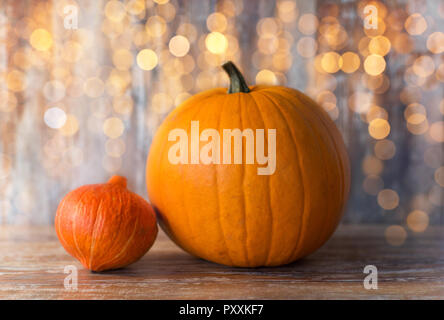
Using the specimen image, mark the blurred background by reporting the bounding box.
[0,0,442,246]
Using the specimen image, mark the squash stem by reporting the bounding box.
[222,61,250,94]
[108,175,127,188]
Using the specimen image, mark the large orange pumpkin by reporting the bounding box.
[55,175,158,272]
[146,61,350,267]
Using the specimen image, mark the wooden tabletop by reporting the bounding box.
[1,225,443,299]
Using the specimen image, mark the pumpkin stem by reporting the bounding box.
[108,175,127,188]
[222,61,250,94]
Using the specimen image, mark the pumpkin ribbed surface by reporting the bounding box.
[146,84,350,267]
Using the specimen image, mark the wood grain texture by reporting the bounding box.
[1,225,444,299]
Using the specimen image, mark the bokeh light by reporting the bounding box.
[169,35,190,57]
[407,210,429,232]
[0,0,441,236]
[103,117,125,139]
[136,49,158,70]
[205,32,228,54]
[30,28,53,51]
[378,189,400,210]
[385,225,407,246]
[44,108,67,129]
[405,13,427,35]
[364,54,386,76]
[369,119,390,139]
[341,52,360,73]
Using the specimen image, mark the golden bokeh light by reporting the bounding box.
[369,118,390,139]
[30,28,53,51]
[378,189,399,210]
[364,54,386,76]
[368,36,391,56]
[205,32,228,54]
[340,52,360,73]
[156,2,176,22]
[277,1,298,23]
[412,55,435,78]
[169,35,190,57]
[385,225,407,246]
[298,14,318,35]
[206,12,228,32]
[321,52,342,73]
[103,117,125,139]
[126,0,146,15]
[407,210,429,233]
[405,13,427,35]
[255,69,277,85]
[136,49,158,70]
[105,0,126,22]
[256,18,280,36]
[427,32,444,54]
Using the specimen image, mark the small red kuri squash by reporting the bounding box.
[146,61,350,267]
[55,175,158,272]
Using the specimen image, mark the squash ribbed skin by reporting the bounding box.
[55,176,158,272]
[146,86,350,267]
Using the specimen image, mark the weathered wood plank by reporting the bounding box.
[0,225,443,299]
